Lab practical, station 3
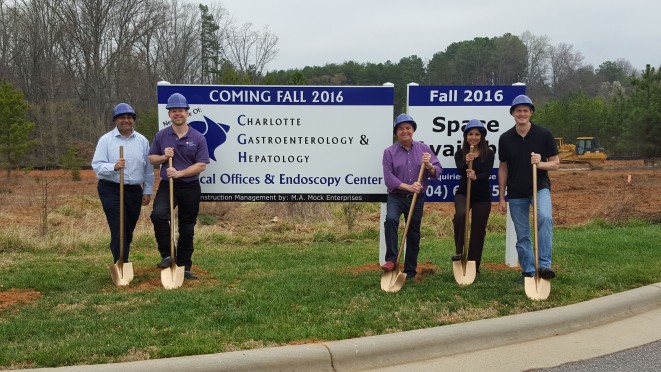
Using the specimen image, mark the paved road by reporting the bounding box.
[537,340,661,372]
[371,306,661,371]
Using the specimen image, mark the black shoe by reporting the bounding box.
[157,256,171,268]
[184,271,198,280]
[451,254,462,262]
[516,273,533,285]
[538,267,556,280]
[406,275,420,283]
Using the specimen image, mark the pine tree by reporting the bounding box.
[199,5,221,84]
[0,82,37,177]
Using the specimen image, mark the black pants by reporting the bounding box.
[150,180,201,271]
[384,193,425,278]
[453,194,491,272]
[98,180,143,263]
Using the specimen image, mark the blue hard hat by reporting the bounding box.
[464,119,487,137]
[166,93,189,110]
[112,103,136,120]
[393,113,416,134]
[510,94,535,114]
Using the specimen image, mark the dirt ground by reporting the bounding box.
[420,160,660,226]
[1,159,659,228]
[545,160,660,225]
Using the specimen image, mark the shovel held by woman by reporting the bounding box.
[109,146,134,286]
[524,163,551,300]
[380,163,426,293]
[161,157,185,289]
[453,145,477,285]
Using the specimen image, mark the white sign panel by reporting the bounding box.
[407,85,526,202]
[157,85,394,202]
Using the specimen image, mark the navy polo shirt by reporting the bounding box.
[498,123,558,198]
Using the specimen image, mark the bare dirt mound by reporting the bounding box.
[0,289,41,311]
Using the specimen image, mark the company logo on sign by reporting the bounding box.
[189,115,230,161]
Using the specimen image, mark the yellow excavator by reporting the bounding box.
[555,137,607,167]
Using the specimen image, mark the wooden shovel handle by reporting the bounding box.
[395,162,427,268]
[119,146,124,264]
[532,162,539,275]
[462,145,474,262]
[169,157,175,267]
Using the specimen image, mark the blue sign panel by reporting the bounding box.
[408,84,526,202]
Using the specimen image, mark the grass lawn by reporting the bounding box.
[0,217,659,368]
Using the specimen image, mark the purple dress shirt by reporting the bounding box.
[383,140,442,195]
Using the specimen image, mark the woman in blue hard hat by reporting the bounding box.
[498,94,560,284]
[451,119,495,276]
[382,113,442,280]
[92,103,154,265]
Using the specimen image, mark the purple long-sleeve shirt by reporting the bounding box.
[382,140,442,194]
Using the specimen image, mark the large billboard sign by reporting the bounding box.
[157,84,394,202]
[407,85,526,202]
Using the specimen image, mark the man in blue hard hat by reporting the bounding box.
[92,103,154,265]
[149,93,210,280]
[498,95,560,284]
[382,113,442,280]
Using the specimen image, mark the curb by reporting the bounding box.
[31,283,661,372]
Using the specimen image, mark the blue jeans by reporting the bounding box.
[508,188,553,275]
[384,193,424,278]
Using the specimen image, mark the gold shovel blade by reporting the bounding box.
[161,265,185,290]
[121,262,134,282]
[452,260,477,286]
[380,270,407,293]
[524,276,551,300]
[109,262,133,286]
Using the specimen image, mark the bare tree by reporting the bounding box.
[151,0,202,83]
[614,58,638,78]
[28,101,93,167]
[549,42,584,98]
[520,30,550,98]
[224,23,279,84]
[53,0,156,137]
[113,0,168,108]
[0,0,283,169]
[0,0,19,81]
[12,0,70,103]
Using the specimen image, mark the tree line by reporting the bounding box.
[0,0,277,168]
[0,0,659,171]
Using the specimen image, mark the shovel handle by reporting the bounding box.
[461,145,475,266]
[462,145,474,263]
[169,157,175,267]
[118,146,125,265]
[532,162,539,275]
[395,162,427,268]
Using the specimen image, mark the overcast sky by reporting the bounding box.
[207,0,661,74]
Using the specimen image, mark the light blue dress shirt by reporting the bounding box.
[92,127,154,195]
